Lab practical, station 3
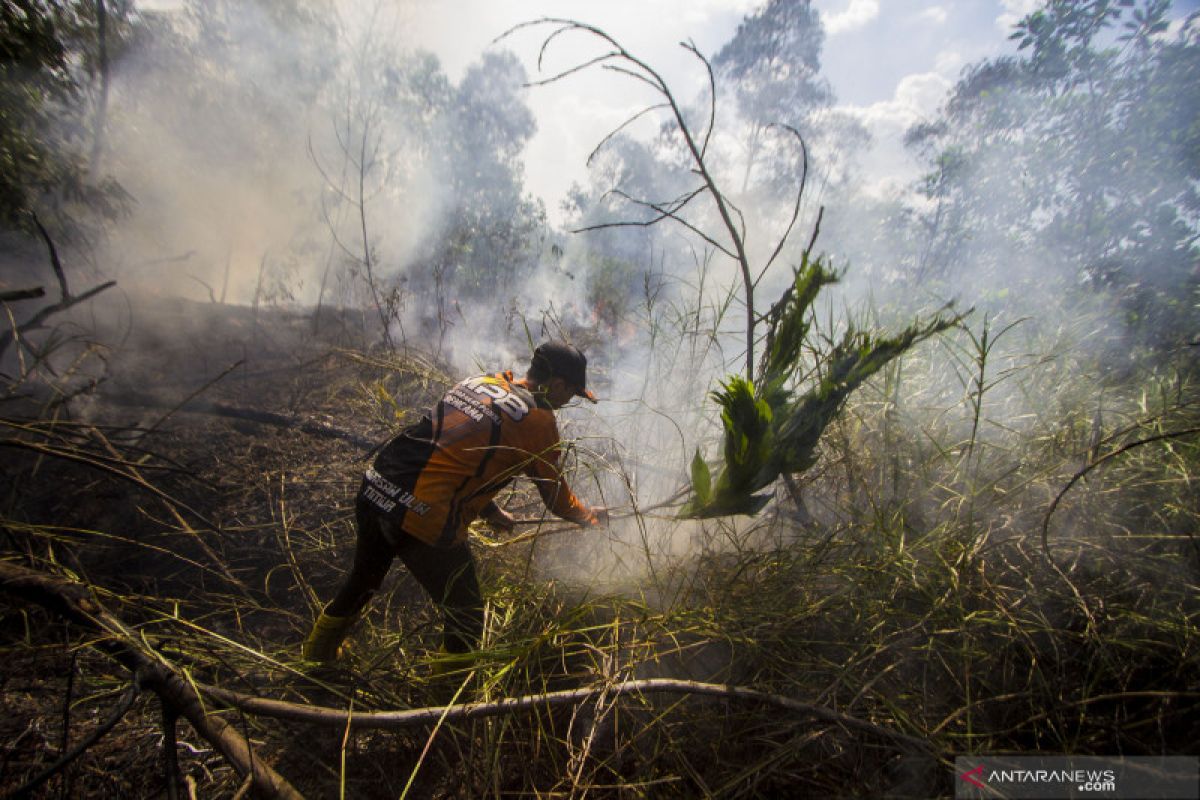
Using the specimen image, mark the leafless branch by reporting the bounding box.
[586,103,671,166]
[681,40,717,161]
[187,274,217,303]
[599,63,666,94]
[0,218,117,361]
[200,678,932,752]
[32,214,69,300]
[756,124,810,286]
[504,18,797,378]
[0,281,116,361]
[526,51,624,87]
[307,133,356,207]
[0,287,46,303]
[1041,426,1200,558]
[575,189,736,260]
[805,205,824,256]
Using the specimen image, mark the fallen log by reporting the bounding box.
[104,390,376,451]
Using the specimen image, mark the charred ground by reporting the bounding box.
[2,298,1198,799]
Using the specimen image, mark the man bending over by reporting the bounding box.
[303,341,606,663]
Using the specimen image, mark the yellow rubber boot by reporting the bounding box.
[302,612,356,664]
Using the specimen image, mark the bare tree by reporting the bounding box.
[0,216,116,363]
[308,8,406,352]
[500,19,819,380]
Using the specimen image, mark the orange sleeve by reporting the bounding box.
[520,411,596,525]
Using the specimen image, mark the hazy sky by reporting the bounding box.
[134,0,1200,222]
[403,0,1200,222]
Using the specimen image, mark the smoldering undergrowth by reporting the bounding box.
[2,3,1198,798]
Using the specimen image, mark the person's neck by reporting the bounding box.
[517,376,553,410]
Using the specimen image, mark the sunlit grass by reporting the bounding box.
[3,309,1198,796]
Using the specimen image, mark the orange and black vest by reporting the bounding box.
[359,371,594,547]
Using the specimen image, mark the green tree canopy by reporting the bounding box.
[1,0,131,231]
[907,0,1199,353]
[712,0,836,195]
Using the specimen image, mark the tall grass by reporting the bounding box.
[2,302,1197,797]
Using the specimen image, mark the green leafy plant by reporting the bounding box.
[682,256,961,518]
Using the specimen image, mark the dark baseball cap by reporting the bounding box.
[531,341,597,402]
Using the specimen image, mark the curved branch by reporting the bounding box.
[586,103,670,166]
[1041,426,1200,557]
[658,184,708,217]
[624,34,753,374]
[533,22,577,70]
[681,40,717,160]
[9,682,140,799]
[526,50,624,87]
[201,678,931,752]
[577,189,735,259]
[600,63,668,94]
[504,18,755,374]
[756,124,810,285]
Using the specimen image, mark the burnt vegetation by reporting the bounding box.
[2,1,1199,798]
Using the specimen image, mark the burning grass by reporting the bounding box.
[1,304,1198,798]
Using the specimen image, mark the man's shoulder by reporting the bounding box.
[452,371,548,426]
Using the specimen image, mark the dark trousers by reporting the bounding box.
[325,497,484,653]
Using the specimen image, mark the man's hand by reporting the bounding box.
[481,502,517,532]
[589,506,609,527]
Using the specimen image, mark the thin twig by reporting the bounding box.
[8,682,140,799]
[585,103,670,166]
[755,125,809,285]
[0,287,46,303]
[33,215,69,300]
[1041,426,1200,557]
[141,359,245,438]
[0,561,303,800]
[503,18,756,376]
[162,704,182,800]
[1,214,117,357]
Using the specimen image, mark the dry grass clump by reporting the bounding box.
[2,303,1198,797]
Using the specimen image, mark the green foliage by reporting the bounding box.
[908,0,1200,354]
[429,50,546,300]
[760,253,839,392]
[0,0,130,229]
[714,375,776,515]
[712,0,845,195]
[5,330,1198,796]
[681,257,959,518]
